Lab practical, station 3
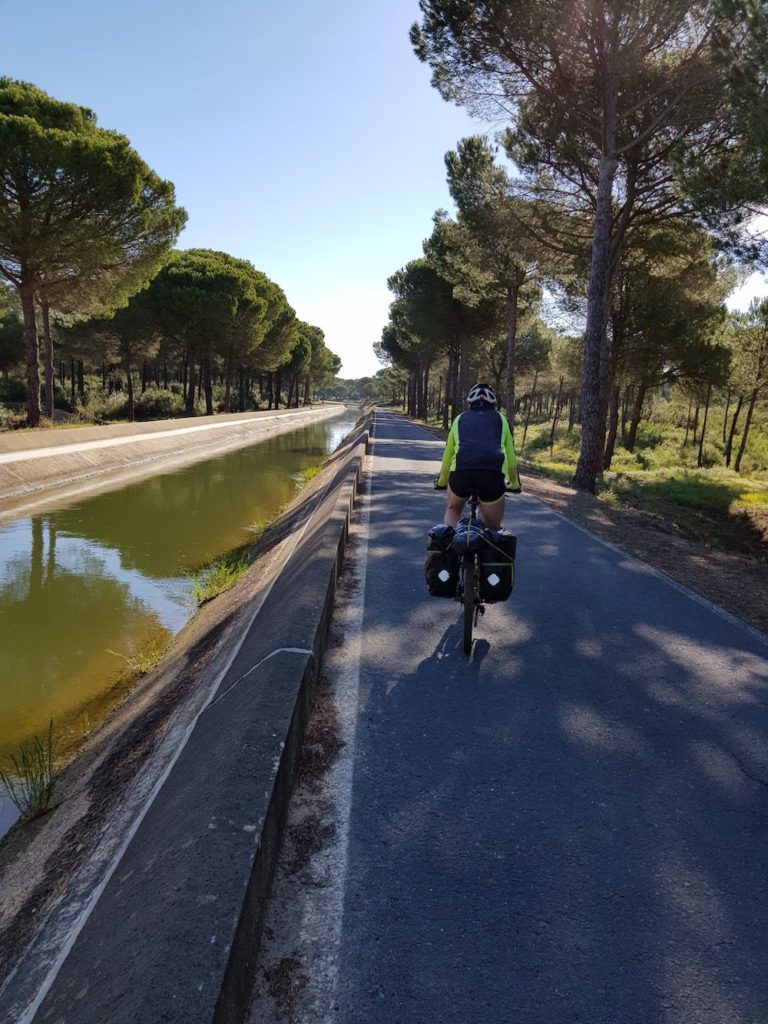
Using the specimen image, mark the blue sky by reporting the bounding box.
[4,0,767,376]
[3,0,488,377]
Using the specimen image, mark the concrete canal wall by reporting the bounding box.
[0,415,372,1024]
[0,405,346,513]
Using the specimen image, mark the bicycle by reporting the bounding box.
[433,486,487,655]
[457,492,484,655]
[433,483,516,655]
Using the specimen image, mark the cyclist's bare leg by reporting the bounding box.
[444,486,466,527]
[479,496,504,530]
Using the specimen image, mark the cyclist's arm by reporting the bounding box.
[436,418,459,487]
[501,415,522,492]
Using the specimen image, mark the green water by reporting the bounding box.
[0,409,360,763]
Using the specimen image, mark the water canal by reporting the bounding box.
[0,408,361,798]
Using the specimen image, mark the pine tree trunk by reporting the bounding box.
[224,353,232,412]
[39,301,56,420]
[458,337,470,415]
[697,383,712,468]
[734,389,758,473]
[725,395,743,467]
[70,358,76,407]
[625,383,646,453]
[185,360,196,415]
[504,281,520,427]
[603,385,621,469]
[722,390,730,445]
[125,362,135,422]
[20,277,41,427]
[683,393,693,446]
[574,84,619,492]
[549,377,565,451]
[203,357,213,415]
[242,366,249,411]
[264,371,272,410]
[444,353,455,427]
[274,372,282,409]
[619,388,629,437]
[691,402,700,446]
[521,371,538,456]
[78,360,85,404]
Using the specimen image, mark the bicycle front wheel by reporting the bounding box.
[463,556,475,655]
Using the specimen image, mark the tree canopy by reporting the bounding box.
[412,0,768,489]
[0,77,186,424]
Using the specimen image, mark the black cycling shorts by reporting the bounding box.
[448,470,505,504]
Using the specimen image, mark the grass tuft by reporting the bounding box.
[108,632,170,675]
[0,720,60,820]
[297,463,324,483]
[190,556,249,606]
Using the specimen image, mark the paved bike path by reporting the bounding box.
[333,412,768,1024]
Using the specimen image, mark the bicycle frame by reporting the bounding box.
[456,493,484,655]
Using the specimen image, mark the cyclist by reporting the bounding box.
[436,383,521,529]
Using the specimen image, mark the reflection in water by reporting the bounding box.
[0,409,360,759]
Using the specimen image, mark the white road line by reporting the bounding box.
[11,436,364,1024]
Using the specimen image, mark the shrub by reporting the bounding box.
[0,378,27,403]
[80,390,128,423]
[134,388,185,420]
[0,403,28,430]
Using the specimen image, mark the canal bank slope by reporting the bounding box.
[0,405,345,515]
[0,415,371,1023]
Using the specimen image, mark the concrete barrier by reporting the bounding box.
[0,417,372,1024]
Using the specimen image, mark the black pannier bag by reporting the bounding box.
[451,517,485,555]
[425,524,459,598]
[479,530,517,603]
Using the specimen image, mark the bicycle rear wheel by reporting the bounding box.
[463,556,475,655]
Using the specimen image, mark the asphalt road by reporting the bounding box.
[252,411,768,1024]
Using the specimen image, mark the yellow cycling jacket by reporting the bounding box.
[437,408,521,492]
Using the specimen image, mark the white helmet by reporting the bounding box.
[467,383,497,407]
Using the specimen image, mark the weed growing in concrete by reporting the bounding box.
[297,464,323,483]
[0,720,60,819]
[249,514,277,542]
[108,632,170,675]
[191,557,249,606]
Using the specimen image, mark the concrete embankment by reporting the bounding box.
[0,405,345,514]
[0,414,371,1024]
